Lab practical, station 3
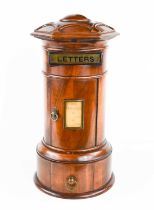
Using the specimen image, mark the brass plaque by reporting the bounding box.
[48,52,102,65]
[64,100,84,129]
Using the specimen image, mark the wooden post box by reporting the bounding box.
[31,14,119,199]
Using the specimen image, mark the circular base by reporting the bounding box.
[34,173,115,199]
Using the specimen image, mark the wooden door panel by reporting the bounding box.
[48,77,97,149]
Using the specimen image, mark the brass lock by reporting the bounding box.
[51,108,58,121]
[65,176,77,191]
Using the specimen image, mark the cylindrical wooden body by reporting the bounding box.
[35,40,114,198]
[32,14,118,199]
[43,41,106,148]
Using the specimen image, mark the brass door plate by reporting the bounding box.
[48,52,102,66]
[64,99,84,129]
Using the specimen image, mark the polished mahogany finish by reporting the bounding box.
[31,14,118,199]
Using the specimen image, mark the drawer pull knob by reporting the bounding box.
[65,176,77,191]
[51,108,58,121]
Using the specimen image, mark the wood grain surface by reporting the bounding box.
[32,14,118,198]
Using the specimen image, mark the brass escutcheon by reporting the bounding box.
[65,175,77,191]
[51,107,58,121]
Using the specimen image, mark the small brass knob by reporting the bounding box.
[51,108,58,121]
[65,175,77,191]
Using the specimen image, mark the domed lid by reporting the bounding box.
[31,14,119,41]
